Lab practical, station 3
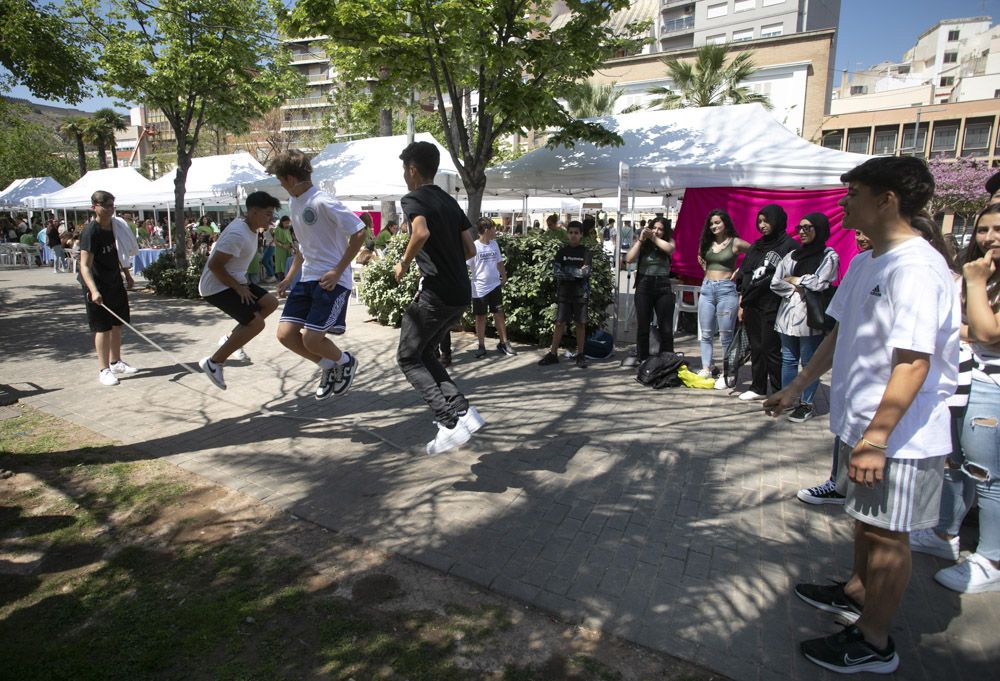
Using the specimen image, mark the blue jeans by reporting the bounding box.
[698,279,738,369]
[262,245,275,278]
[779,333,824,405]
[936,378,1000,561]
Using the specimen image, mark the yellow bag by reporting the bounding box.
[678,364,715,389]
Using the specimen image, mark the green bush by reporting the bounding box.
[360,229,613,346]
[142,250,206,299]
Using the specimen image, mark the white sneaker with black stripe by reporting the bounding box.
[199,357,226,390]
[332,353,357,396]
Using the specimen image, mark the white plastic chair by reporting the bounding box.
[672,284,701,334]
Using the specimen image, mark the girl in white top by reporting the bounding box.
[468,217,515,357]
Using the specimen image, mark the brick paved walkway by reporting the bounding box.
[3,267,997,680]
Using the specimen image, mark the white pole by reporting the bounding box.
[166,204,172,250]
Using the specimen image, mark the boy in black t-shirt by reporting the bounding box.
[78,190,138,386]
[539,221,591,368]
[395,141,483,455]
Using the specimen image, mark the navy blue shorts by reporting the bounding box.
[280,281,350,334]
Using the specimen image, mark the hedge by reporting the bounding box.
[142,250,207,299]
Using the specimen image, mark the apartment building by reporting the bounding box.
[281,36,335,150]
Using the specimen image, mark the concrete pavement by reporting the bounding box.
[2,266,997,681]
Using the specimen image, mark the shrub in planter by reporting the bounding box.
[359,233,420,327]
[143,250,207,299]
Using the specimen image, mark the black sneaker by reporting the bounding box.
[474,347,488,359]
[801,625,899,674]
[797,479,845,505]
[538,352,559,366]
[787,404,815,423]
[794,581,862,623]
[316,364,336,400]
[575,354,588,368]
[332,353,357,396]
[497,340,517,356]
[441,354,452,368]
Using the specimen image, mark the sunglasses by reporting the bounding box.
[796,224,815,232]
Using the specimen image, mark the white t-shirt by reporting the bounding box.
[467,239,503,298]
[826,237,960,459]
[198,218,257,297]
[288,186,365,287]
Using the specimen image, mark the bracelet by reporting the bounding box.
[861,437,888,450]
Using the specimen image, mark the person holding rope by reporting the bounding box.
[78,190,139,386]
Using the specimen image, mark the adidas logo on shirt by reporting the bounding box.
[869,285,882,297]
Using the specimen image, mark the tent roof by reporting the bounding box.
[485,104,872,197]
[0,177,65,208]
[128,153,269,207]
[245,132,461,201]
[26,167,154,209]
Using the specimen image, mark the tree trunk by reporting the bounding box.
[75,136,87,176]
[110,133,118,168]
[173,144,193,266]
[96,139,108,169]
[379,107,395,226]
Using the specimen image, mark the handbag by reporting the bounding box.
[723,323,752,388]
[805,286,837,332]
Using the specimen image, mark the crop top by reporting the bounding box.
[703,239,737,272]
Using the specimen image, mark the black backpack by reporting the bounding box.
[635,352,684,389]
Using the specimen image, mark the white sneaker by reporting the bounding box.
[199,357,226,390]
[109,360,138,376]
[459,406,486,434]
[738,390,766,401]
[696,368,713,378]
[219,335,250,362]
[99,368,119,386]
[426,419,471,455]
[714,376,727,390]
[935,553,1000,593]
[910,529,960,561]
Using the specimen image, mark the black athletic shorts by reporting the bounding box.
[557,299,587,324]
[472,285,503,315]
[83,284,129,333]
[203,283,269,325]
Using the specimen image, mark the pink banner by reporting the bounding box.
[672,187,857,284]
[357,211,382,235]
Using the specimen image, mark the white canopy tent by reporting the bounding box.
[484,104,872,197]
[26,167,154,210]
[128,152,270,208]
[0,177,65,209]
[245,132,461,201]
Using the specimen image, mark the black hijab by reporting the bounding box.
[753,204,788,247]
[791,212,830,276]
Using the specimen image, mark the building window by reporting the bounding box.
[732,28,754,42]
[706,2,728,19]
[930,124,959,158]
[948,29,960,41]
[943,52,958,64]
[901,124,928,155]
[760,23,783,38]
[995,89,1000,98]
[940,76,954,87]
[846,129,870,155]
[822,131,844,151]
[962,120,993,157]
[873,129,897,155]
[706,33,727,45]
[735,0,755,11]
[850,85,868,96]
[762,0,784,6]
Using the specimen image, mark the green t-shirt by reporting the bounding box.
[19,233,35,245]
[374,228,395,250]
[638,244,671,277]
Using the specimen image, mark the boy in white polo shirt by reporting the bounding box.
[197,191,282,390]
[764,156,960,675]
[267,150,368,400]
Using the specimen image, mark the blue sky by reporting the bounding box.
[6,0,1000,113]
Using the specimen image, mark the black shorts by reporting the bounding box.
[472,285,503,315]
[557,299,587,324]
[203,283,269,325]
[83,285,129,333]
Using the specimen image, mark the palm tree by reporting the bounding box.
[93,108,129,168]
[564,81,629,118]
[58,116,90,177]
[82,117,110,169]
[646,43,772,110]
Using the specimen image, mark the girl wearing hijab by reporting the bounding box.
[736,204,797,400]
[770,212,839,422]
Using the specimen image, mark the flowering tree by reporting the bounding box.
[927,158,994,218]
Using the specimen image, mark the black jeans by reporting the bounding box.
[635,275,675,359]
[743,306,781,394]
[397,288,468,426]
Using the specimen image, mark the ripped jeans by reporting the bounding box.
[698,278,738,370]
[936,377,1000,561]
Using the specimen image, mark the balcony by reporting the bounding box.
[281,96,333,108]
[662,15,694,34]
[305,72,332,83]
[288,49,328,65]
[661,0,691,7]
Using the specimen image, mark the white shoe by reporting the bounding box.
[696,368,713,378]
[109,360,138,376]
[459,406,486,434]
[714,376,727,390]
[199,357,226,390]
[910,529,960,561]
[99,368,119,386]
[738,390,766,401]
[935,553,1000,593]
[427,419,471,455]
[219,335,249,362]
